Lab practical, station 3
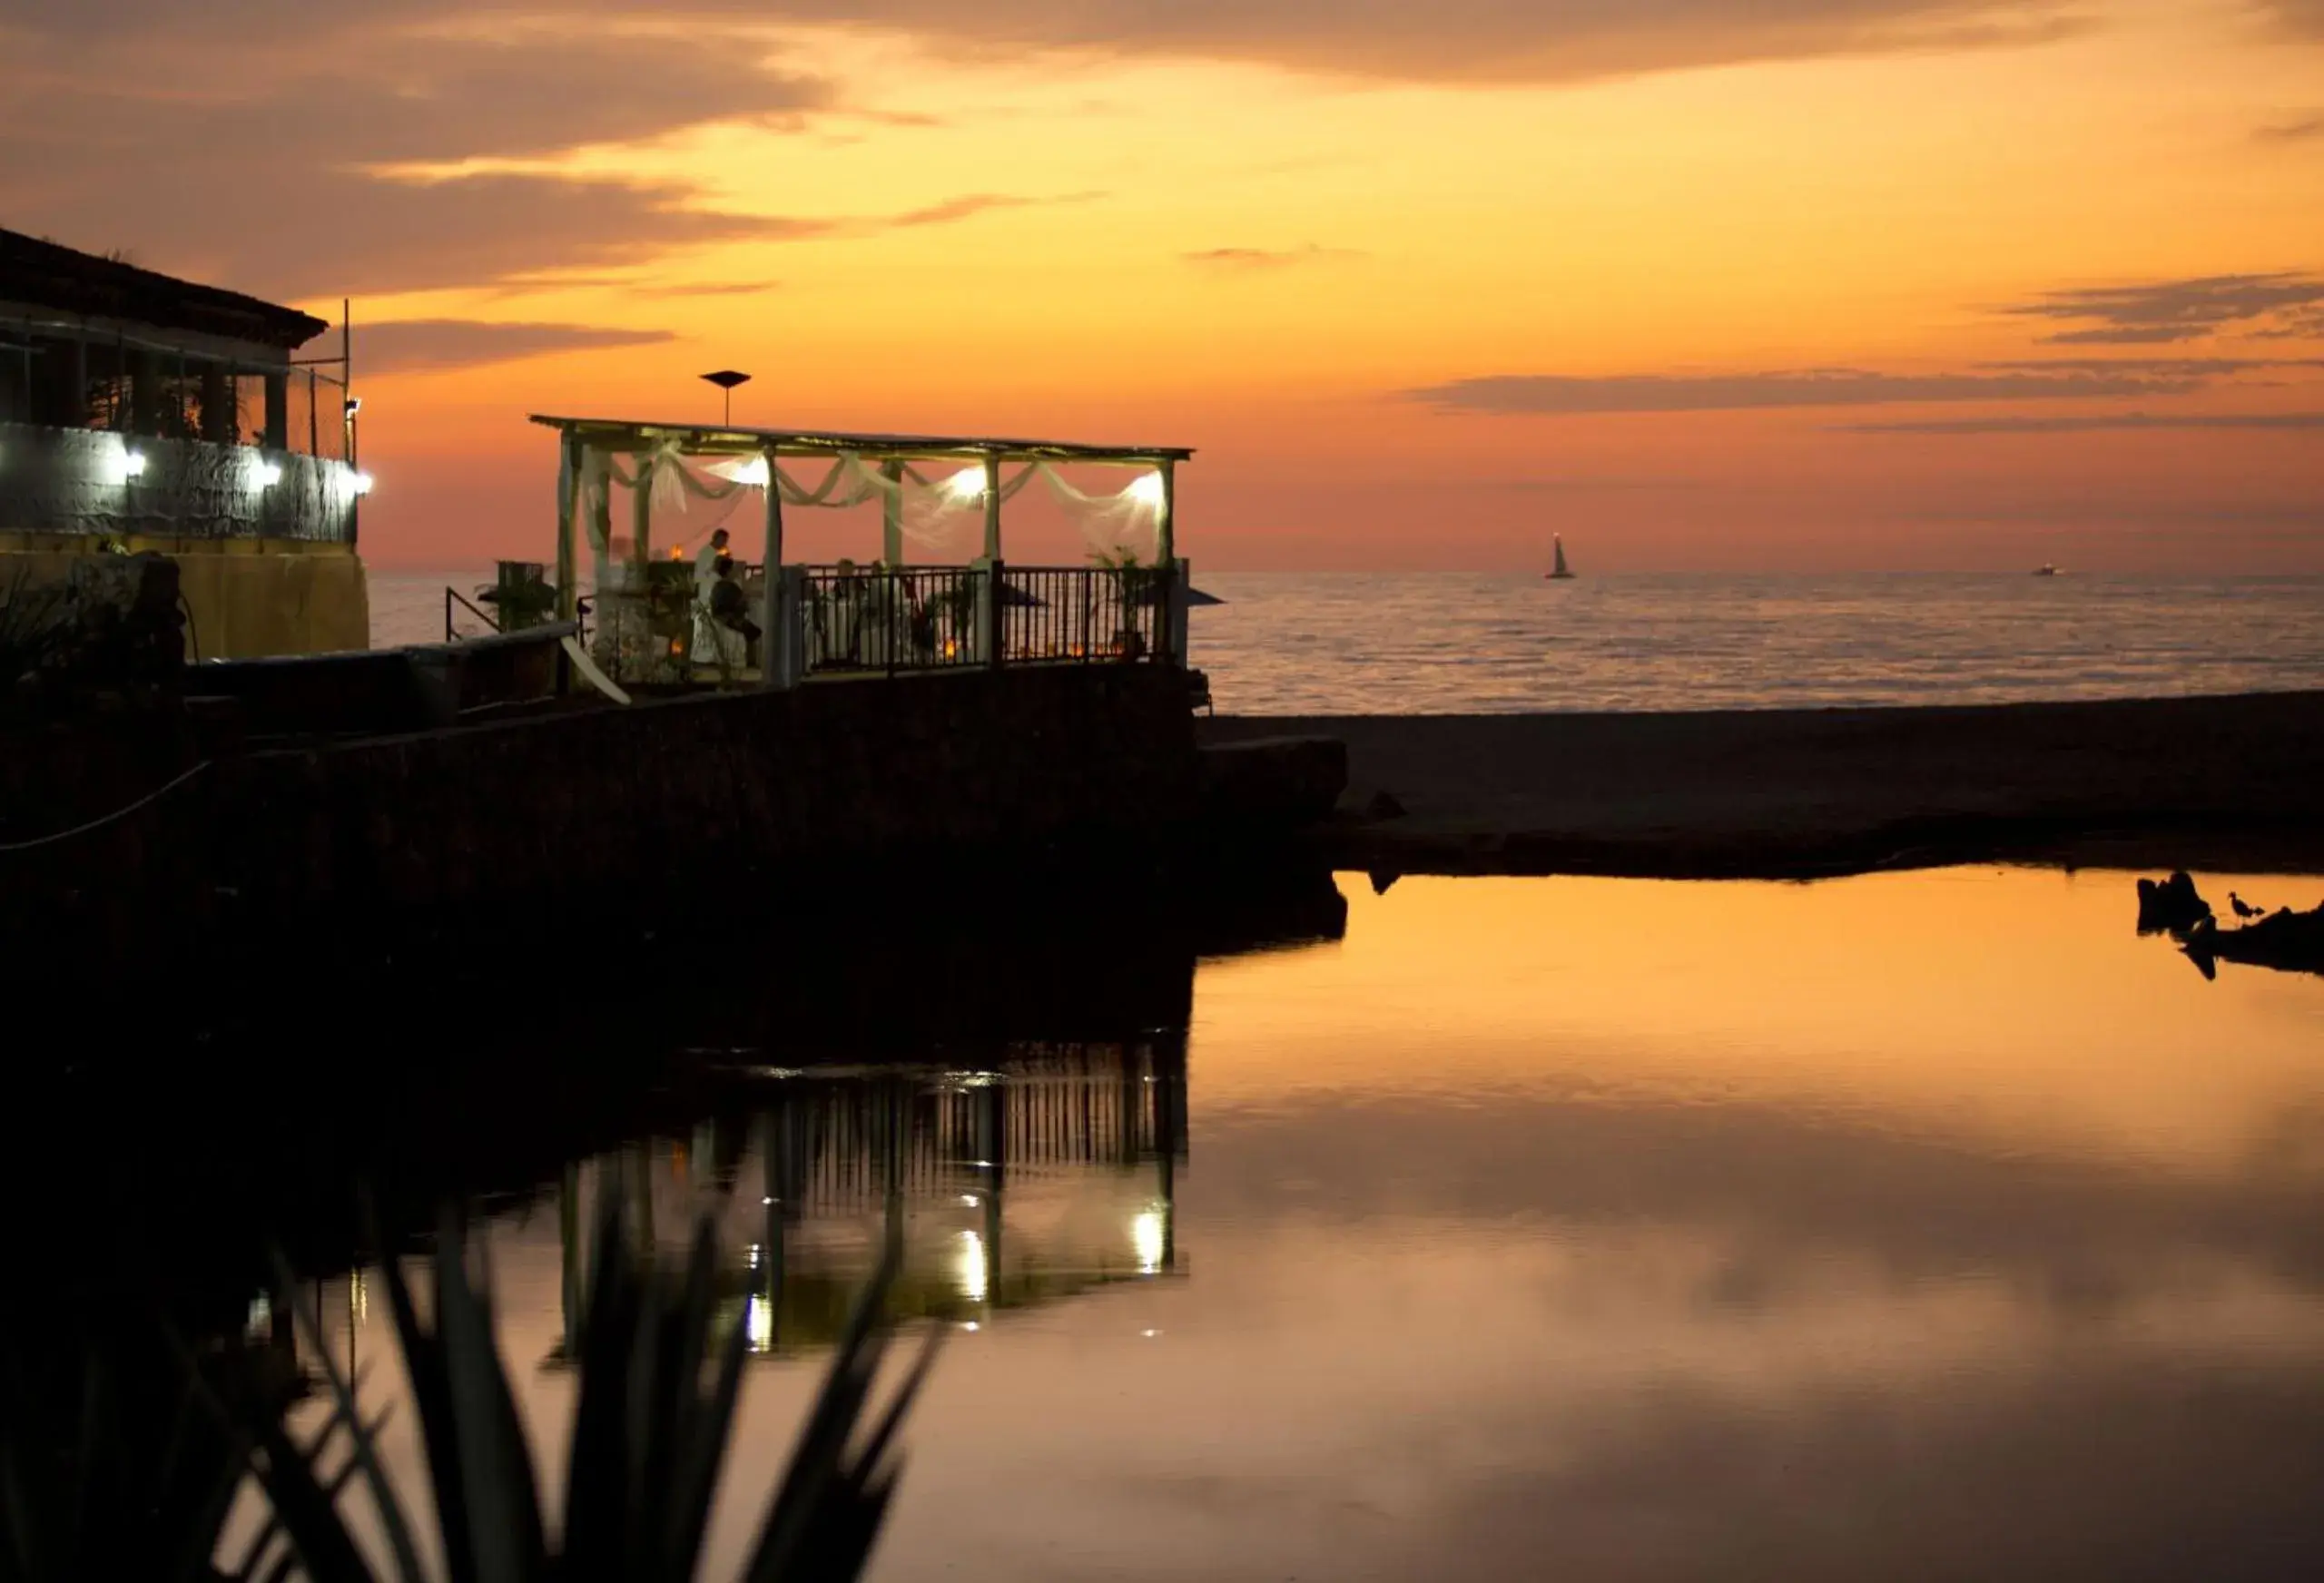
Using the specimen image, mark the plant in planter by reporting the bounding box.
[1088,547,1158,660]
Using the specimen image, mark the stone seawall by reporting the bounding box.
[5,664,1200,983]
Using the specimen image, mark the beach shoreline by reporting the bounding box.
[1198,689,2324,880]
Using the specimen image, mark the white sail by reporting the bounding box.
[1549,535,1573,579]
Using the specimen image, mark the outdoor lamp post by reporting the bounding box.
[700,369,752,426]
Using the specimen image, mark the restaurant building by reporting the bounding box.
[0,228,369,656]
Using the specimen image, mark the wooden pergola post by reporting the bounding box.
[587,447,613,654]
[880,458,904,565]
[554,431,580,624]
[980,453,1003,668]
[981,454,1002,561]
[1156,458,1176,565]
[631,454,655,570]
[1156,459,1183,665]
[759,440,791,689]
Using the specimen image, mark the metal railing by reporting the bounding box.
[444,585,501,642]
[1001,564,1167,666]
[796,564,1172,677]
[800,565,986,676]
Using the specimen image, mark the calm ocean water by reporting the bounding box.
[373,570,2324,714]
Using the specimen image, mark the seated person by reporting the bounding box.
[710,556,762,645]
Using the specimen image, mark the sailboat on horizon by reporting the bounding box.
[1546,534,1576,581]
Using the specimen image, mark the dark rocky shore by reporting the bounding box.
[1200,689,2324,880]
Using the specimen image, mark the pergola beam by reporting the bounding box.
[527,412,1191,467]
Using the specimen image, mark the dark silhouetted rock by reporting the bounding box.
[2136,870,2211,936]
[1364,790,1409,821]
[2185,899,2324,980]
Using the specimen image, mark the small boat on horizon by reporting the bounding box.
[2034,564,2060,577]
[1546,535,1576,581]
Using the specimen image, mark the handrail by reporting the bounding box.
[444,585,502,642]
[792,563,1170,675]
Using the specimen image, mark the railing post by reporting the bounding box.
[982,560,1006,670]
[771,565,805,690]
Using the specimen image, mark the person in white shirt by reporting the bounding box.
[692,528,731,664]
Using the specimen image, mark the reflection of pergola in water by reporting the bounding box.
[548,1038,1188,1360]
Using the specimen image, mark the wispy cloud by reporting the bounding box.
[883,190,1102,229]
[0,22,838,296]
[6,1,2101,89]
[2256,1,2324,41]
[1978,355,2324,375]
[645,280,778,298]
[1402,367,2201,416]
[357,320,675,375]
[1183,244,1364,270]
[1999,273,2324,345]
[1841,411,2324,434]
[2254,113,2324,143]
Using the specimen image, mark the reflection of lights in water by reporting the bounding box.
[350,1270,369,1322]
[1132,1210,1165,1274]
[956,1230,989,1303]
[245,1293,272,1340]
[961,1321,980,1332]
[745,1294,773,1352]
[749,1244,762,1269]
[959,1194,980,1206]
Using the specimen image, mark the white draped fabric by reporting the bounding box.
[583,440,1166,563]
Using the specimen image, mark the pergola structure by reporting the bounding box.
[528,414,1194,689]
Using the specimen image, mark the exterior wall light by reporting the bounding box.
[253,458,283,487]
[123,451,149,480]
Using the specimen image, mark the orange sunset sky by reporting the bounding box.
[4,0,2321,571]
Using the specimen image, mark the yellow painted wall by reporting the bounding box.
[0,538,369,659]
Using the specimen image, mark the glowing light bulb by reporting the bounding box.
[944,467,986,501]
[1132,1210,1165,1274]
[956,1229,989,1303]
[350,470,374,496]
[252,458,282,487]
[1127,471,1165,507]
[745,1294,773,1352]
[730,457,770,487]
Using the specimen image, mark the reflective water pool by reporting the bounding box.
[275,867,2324,1580]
